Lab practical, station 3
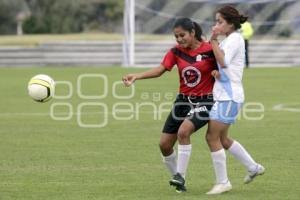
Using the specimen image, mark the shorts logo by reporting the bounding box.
[182,66,201,87]
[187,106,208,116]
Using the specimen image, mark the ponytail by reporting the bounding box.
[193,21,203,41]
[239,15,248,24]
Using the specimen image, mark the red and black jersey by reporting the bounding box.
[161,41,217,97]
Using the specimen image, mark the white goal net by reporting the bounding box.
[123,0,300,67]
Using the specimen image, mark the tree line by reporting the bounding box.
[0,0,123,35]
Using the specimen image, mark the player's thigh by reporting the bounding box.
[206,120,230,139]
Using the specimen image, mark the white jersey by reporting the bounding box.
[213,31,245,103]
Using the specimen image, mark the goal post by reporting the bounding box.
[123,0,135,67]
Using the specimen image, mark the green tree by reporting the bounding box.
[0,0,29,34]
[23,0,124,34]
[23,0,85,33]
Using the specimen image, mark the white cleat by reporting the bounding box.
[244,164,265,184]
[206,181,232,195]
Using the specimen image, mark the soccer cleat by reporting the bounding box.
[169,173,185,187]
[206,181,232,195]
[175,185,187,193]
[244,164,265,184]
[169,173,187,193]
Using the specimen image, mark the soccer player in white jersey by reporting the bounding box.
[205,5,265,195]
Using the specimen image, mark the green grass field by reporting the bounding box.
[0,66,300,200]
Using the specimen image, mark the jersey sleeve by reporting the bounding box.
[222,33,242,66]
[161,48,176,71]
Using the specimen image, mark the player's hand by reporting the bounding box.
[211,26,221,41]
[122,74,137,87]
[211,70,220,80]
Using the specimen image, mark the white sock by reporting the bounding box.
[211,149,228,184]
[228,140,257,172]
[162,151,177,176]
[177,144,192,178]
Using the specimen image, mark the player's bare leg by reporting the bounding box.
[169,120,194,193]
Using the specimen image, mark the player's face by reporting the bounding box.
[173,26,195,48]
[214,13,234,35]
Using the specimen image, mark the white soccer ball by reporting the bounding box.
[28,74,55,102]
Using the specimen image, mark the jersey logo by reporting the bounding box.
[196,54,202,61]
[182,66,201,87]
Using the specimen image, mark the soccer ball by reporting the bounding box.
[28,74,55,102]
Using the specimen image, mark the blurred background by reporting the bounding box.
[0,0,300,67]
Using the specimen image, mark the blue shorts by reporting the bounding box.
[209,101,242,124]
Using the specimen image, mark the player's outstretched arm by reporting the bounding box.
[122,65,167,87]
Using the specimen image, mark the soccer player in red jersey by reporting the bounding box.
[122,18,216,192]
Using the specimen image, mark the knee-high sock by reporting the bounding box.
[177,144,192,178]
[211,149,228,184]
[162,150,177,176]
[228,140,257,172]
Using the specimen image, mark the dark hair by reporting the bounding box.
[173,17,203,41]
[217,5,247,29]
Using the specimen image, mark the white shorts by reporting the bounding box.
[209,101,242,124]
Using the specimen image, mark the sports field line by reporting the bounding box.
[0,111,165,117]
[272,103,300,112]
[2,105,300,117]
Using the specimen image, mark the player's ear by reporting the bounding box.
[191,29,195,37]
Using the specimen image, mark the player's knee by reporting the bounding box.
[205,133,211,143]
[205,131,219,144]
[221,137,232,149]
[177,129,191,141]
